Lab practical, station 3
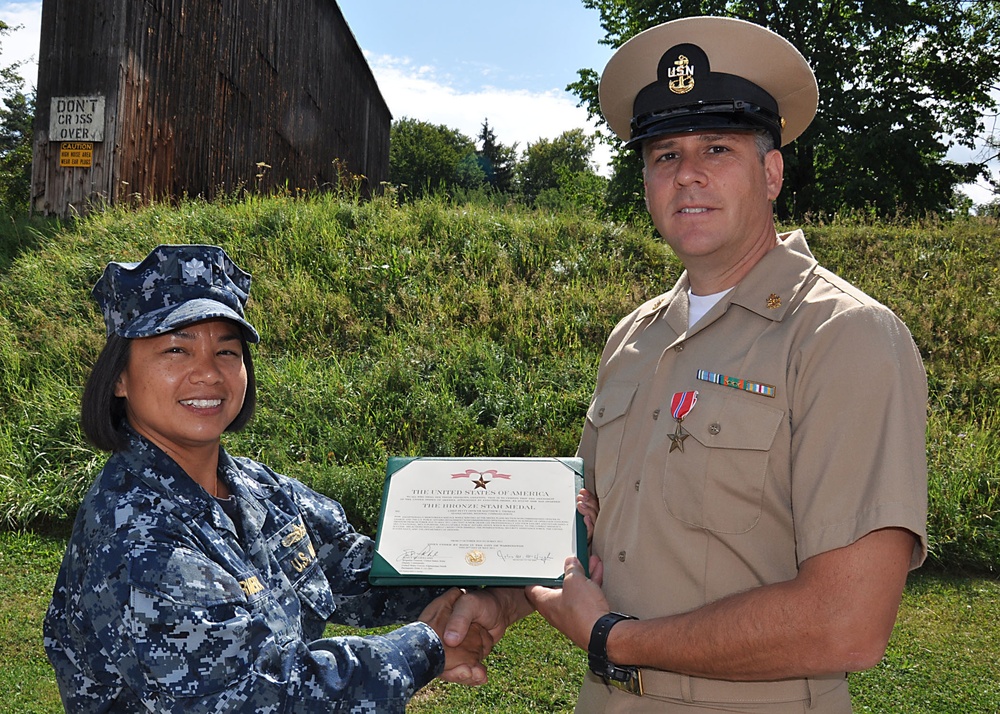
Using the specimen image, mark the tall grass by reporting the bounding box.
[0,195,996,570]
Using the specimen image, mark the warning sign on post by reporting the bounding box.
[50,96,106,142]
[60,142,94,168]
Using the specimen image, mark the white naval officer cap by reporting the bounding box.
[599,16,818,148]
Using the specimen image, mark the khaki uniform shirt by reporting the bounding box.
[577,230,928,713]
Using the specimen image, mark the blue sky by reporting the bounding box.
[2,0,996,200]
[339,0,613,95]
[335,0,616,167]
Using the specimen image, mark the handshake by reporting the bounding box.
[419,490,604,685]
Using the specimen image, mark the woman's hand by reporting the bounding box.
[420,588,492,685]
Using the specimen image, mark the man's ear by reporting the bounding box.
[765,149,784,202]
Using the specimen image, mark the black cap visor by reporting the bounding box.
[627,99,783,149]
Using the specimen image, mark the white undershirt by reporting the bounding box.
[688,287,734,329]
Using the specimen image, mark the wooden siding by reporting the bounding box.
[31,0,390,216]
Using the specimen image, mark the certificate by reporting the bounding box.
[370,456,587,586]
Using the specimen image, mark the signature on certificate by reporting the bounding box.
[398,544,440,563]
[496,550,554,564]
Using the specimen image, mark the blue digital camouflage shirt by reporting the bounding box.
[44,430,446,712]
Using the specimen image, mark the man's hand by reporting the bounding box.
[526,555,607,650]
[577,488,599,543]
[420,588,492,685]
[438,586,537,679]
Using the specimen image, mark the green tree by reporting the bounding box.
[534,166,609,214]
[570,0,1000,219]
[982,111,1000,200]
[476,120,518,195]
[389,117,484,200]
[0,21,33,214]
[0,90,34,213]
[0,21,21,96]
[519,128,598,205]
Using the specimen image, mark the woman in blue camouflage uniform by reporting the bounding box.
[44,244,490,713]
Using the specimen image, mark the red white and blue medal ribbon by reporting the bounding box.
[670,390,698,421]
[668,390,698,453]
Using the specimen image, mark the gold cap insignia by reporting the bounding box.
[668,54,695,94]
[767,294,782,309]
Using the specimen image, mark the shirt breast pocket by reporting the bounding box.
[269,517,335,621]
[662,393,784,534]
[587,381,639,499]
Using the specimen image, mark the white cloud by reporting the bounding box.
[0,1,43,89]
[366,53,613,174]
[948,100,999,208]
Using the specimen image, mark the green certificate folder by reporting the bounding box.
[370,456,588,587]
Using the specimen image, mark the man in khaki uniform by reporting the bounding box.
[444,14,927,713]
[519,15,928,713]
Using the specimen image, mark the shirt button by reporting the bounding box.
[618,551,627,562]
[634,480,640,491]
[652,408,660,420]
[598,407,605,417]
[709,423,721,435]
[675,344,684,352]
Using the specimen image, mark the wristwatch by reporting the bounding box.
[587,612,643,695]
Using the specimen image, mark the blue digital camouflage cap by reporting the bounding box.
[92,244,260,343]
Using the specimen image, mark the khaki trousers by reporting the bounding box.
[575,670,852,713]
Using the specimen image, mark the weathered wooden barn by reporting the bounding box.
[30,0,390,217]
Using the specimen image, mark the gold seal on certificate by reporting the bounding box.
[370,456,587,586]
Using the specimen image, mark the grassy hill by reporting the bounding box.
[2,192,997,569]
[0,194,668,533]
[0,194,998,712]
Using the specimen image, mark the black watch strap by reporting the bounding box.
[588,612,644,695]
[587,611,637,675]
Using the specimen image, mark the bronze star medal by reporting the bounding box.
[473,475,491,489]
[668,390,699,453]
[668,424,689,452]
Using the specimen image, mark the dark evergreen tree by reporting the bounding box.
[476,120,518,195]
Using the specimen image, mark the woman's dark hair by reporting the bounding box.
[81,329,257,452]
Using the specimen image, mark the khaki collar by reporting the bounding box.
[635,229,819,334]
